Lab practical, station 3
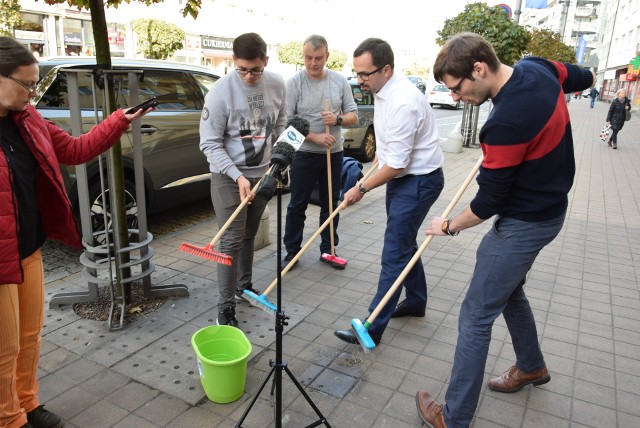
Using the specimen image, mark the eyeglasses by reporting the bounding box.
[235,67,264,76]
[4,75,38,93]
[356,65,385,81]
[449,73,474,96]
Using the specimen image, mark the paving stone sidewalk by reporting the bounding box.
[39,98,640,427]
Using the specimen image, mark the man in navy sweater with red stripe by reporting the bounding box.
[415,33,595,428]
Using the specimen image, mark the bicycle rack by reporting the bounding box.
[48,69,189,330]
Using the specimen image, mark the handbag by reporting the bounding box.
[600,123,611,142]
[625,110,631,121]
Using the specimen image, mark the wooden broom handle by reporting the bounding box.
[207,165,275,246]
[325,99,336,256]
[366,156,483,324]
[262,159,379,295]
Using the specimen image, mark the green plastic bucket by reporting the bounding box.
[191,325,252,403]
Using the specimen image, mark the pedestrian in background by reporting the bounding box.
[605,88,631,149]
[199,32,286,327]
[282,34,358,269]
[416,32,594,428]
[589,86,599,108]
[0,36,153,428]
[334,38,444,346]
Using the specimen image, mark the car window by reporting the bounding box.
[192,72,219,96]
[36,67,210,111]
[351,85,373,106]
[37,71,96,109]
[432,84,450,93]
[136,70,200,110]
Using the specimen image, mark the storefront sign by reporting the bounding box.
[14,30,44,41]
[201,36,233,51]
[64,33,82,45]
[619,74,637,82]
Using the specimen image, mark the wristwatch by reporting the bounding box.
[336,115,343,126]
[358,183,368,194]
[441,219,459,236]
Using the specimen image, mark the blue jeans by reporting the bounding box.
[444,213,566,428]
[284,150,343,255]
[368,171,444,337]
[590,97,596,108]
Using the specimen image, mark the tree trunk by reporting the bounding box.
[90,0,131,297]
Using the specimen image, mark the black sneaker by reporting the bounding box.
[235,285,261,301]
[26,405,64,428]
[216,307,238,328]
[282,251,298,270]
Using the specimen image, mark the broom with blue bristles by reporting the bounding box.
[244,160,380,314]
[352,156,483,352]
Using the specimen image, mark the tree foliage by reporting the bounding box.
[43,0,201,19]
[278,40,347,71]
[326,50,347,71]
[0,0,23,37]
[131,18,184,60]
[436,2,531,66]
[527,28,576,63]
[278,41,304,69]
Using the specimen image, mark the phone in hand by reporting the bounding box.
[126,97,158,114]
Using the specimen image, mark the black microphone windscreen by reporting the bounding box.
[272,141,296,166]
[286,116,310,137]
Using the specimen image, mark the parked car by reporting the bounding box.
[427,83,461,109]
[407,76,427,94]
[342,81,376,162]
[34,57,220,235]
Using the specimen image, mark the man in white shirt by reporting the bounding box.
[334,38,444,346]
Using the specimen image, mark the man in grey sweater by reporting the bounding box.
[282,34,358,269]
[199,32,287,326]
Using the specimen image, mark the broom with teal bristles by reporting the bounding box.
[352,156,483,352]
[244,160,380,314]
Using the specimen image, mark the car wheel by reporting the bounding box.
[360,127,376,162]
[88,178,138,245]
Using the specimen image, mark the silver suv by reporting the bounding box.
[34,58,219,232]
[342,81,375,162]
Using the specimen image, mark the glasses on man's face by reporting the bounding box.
[356,65,385,82]
[449,73,474,96]
[235,67,264,76]
[5,75,38,93]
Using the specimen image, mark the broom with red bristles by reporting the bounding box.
[178,166,274,265]
[320,99,348,269]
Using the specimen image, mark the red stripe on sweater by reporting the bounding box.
[482,92,570,169]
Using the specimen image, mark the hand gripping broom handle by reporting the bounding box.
[206,164,275,248]
[261,159,380,295]
[365,156,483,326]
[325,99,336,256]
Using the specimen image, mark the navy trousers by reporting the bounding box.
[284,150,343,255]
[367,170,444,337]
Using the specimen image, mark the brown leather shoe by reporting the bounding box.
[488,365,550,393]
[415,390,447,428]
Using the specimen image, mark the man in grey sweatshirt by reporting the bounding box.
[199,32,287,327]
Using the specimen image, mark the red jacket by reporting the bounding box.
[0,105,132,284]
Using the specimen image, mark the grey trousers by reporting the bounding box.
[210,173,268,311]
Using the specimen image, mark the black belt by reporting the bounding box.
[398,167,442,179]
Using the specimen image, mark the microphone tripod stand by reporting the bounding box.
[236,172,331,428]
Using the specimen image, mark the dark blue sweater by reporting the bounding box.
[471,57,594,222]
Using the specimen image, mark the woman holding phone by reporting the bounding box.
[0,36,153,428]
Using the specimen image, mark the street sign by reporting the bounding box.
[498,3,513,18]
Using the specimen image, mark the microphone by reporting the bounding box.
[256,116,310,201]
